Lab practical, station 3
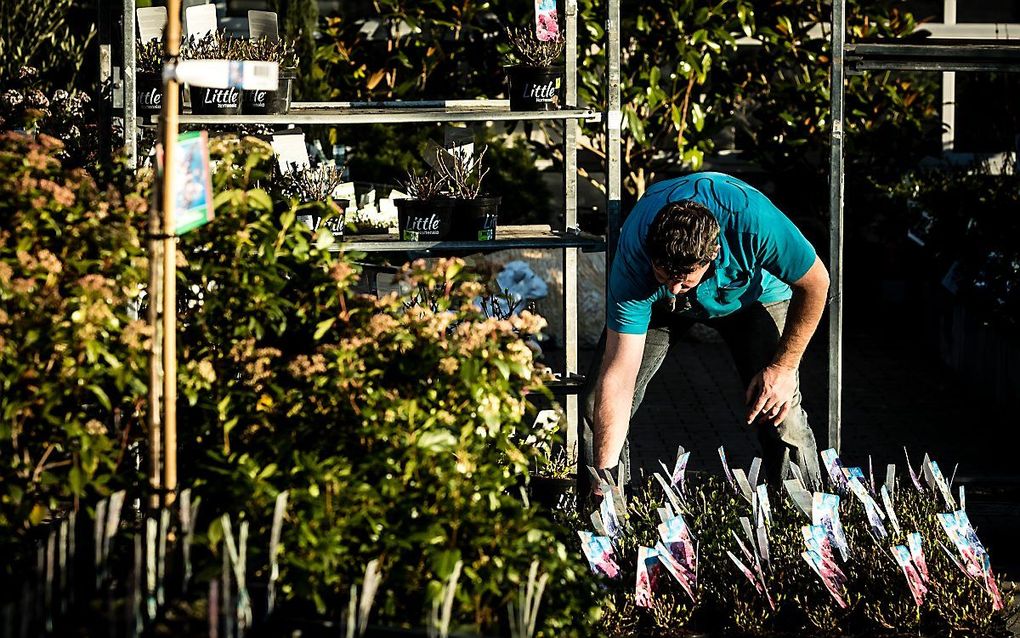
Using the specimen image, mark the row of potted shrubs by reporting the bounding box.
[137,24,569,117]
[136,31,298,116]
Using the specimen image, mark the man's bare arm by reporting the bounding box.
[746,256,830,424]
[593,329,646,468]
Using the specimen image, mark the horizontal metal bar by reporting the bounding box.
[849,59,1020,73]
[180,102,602,125]
[848,42,1020,60]
[331,226,606,253]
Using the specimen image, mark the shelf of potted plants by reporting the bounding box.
[178,100,601,125]
[332,225,605,254]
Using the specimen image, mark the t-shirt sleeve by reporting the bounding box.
[751,202,817,284]
[606,251,655,335]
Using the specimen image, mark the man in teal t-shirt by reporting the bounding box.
[582,172,828,493]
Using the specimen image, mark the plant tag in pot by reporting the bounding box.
[137,7,168,42]
[534,0,559,40]
[271,129,310,173]
[248,10,279,40]
[185,4,218,38]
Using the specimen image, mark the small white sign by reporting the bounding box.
[248,10,279,41]
[185,4,218,38]
[137,7,168,42]
[272,130,310,173]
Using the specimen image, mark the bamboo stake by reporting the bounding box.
[160,0,182,507]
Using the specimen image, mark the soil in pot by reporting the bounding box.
[504,65,564,111]
[453,196,500,241]
[242,67,296,115]
[395,198,455,241]
[189,85,242,115]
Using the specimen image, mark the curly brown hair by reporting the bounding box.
[645,200,720,278]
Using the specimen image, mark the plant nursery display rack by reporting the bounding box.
[827,0,1020,452]
[108,0,624,468]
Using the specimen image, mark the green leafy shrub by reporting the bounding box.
[0,132,148,568]
[174,135,597,635]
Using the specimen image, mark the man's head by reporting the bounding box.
[646,200,720,295]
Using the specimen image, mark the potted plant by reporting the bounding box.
[503,26,565,111]
[181,31,245,115]
[394,169,455,241]
[136,39,169,117]
[240,36,298,115]
[278,163,348,236]
[435,145,500,241]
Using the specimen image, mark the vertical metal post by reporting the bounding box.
[122,0,137,168]
[161,0,183,506]
[828,0,846,453]
[564,0,580,466]
[942,0,957,151]
[605,0,623,270]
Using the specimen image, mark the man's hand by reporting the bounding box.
[745,364,798,425]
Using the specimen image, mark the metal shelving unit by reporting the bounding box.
[334,226,605,253]
[828,2,1020,453]
[113,0,622,466]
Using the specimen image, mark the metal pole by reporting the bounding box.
[564,0,580,466]
[828,0,846,453]
[122,0,138,168]
[605,0,622,268]
[941,0,957,151]
[161,0,182,506]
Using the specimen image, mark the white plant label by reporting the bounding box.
[185,4,218,38]
[137,7,168,42]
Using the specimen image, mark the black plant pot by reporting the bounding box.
[504,65,564,111]
[298,199,349,237]
[453,196,500,241]
[189,85,242,115]
[242,67,296,115]
[395,198,455,241]
[136,73,166,116]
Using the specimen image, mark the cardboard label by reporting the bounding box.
[137,7,168,42]
[248,10,279,40]
[185,4,218,38]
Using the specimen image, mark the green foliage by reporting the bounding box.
[0,132,148,568]
[175,135,598,635]
[563,473,1015,636]
[0,0,96,90]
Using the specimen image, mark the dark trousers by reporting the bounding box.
[578,299,822,496]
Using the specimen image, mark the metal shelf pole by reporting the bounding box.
[828,0,847,453]
[606,0,622,266]
[122,0,137,168]
[564,0,580,465]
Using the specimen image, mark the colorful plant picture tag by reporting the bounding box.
[157,131,215,236]
[589,511,607,538]
[137,7,168,42]
[732,469,754,504]
[534,0,559,41]
[672,449,690,492]
[812,493,849,561]
[635,546,660,608]
[748,457,762,489]
[907,532,929,582]
[820,449,848,492]
[927,460,956,509]
[657,514,698,589]
[247,10,279,40]
[599,482,622,539]
[184,3,218,38]
[904,448,923,491]
[880,486,901,535]
[727,550,774,610]
[578,531,620,579]
[801,550,848,608]
[885,464,896,499]
[756,524,770,568]
[653,472,683,512]
[654,542,696,603]
[891,544,928,605]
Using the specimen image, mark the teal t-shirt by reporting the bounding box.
[608,172,817,335]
